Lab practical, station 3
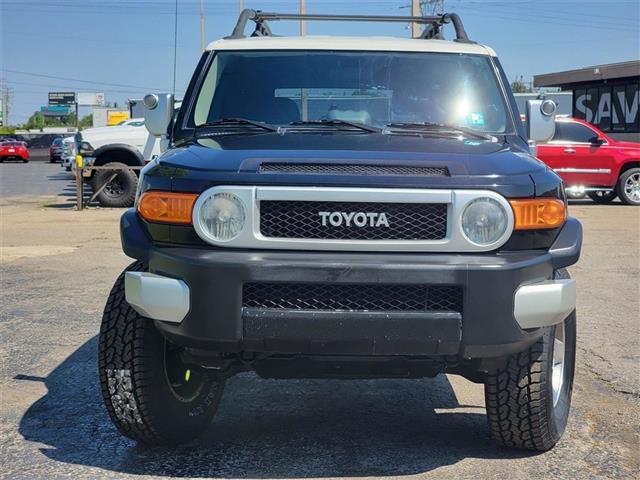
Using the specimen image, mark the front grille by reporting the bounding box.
[260,201,447,240]
[243,283,462,312]
[242,283,462,312]
[259,163,449,177]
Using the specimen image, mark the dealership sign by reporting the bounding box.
[48,92,76,106]
[573,82,639,132]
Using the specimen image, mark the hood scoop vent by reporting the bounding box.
[258,163,449,177]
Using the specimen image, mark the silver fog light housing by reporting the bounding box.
[461,197,509,246]
[197,192,246,242]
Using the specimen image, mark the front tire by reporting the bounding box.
[618,168,640,205]
[98,262,225,445]
[484,269,576,451]
[91,161,137,208]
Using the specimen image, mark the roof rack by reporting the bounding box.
[226,9,474,43]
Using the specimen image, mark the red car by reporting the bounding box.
[0,141,29,163]
[537,117,640,205]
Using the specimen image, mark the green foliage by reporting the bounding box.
[0,126,16,135]
[79,114,93,129]
[24,110,78,130]
[511,76,532,94]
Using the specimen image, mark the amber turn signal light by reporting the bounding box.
[138,191,198,225]
[510,198,567,230]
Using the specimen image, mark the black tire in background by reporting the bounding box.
[617,168,640,206]
[91,161,137,208]
[98,262,226,445]
[484,269,576,451]
[587,190,617,204]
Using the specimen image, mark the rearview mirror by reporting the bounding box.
[526,99,556,143]
[143,93,175,137]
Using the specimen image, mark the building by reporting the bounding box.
[534,61,640,142]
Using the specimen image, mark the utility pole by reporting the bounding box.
[0,79,13,127]
[411,0,421,38]
[200,0,205,51]
[239,0,243,14]
[300,0,306,36]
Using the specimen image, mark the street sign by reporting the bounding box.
[48,92,76,106]
[77,92,105,106]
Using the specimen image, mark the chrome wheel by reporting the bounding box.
[624,172,640,203]
[551,321,565,407]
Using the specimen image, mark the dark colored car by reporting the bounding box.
[98,11,582,452]
[0,141,29,162]
[49,137,65,163]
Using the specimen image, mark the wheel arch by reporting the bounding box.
[93,144,144,168]
[618,161,640,177]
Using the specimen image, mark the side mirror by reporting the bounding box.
[590,136,606,146]
[143,93,174,137]
[526,99,556,143]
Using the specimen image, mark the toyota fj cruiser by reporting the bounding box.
[99,11,582,451]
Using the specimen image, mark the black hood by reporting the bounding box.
[144,132,561,198]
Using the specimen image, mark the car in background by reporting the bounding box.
[49,137,65,163]
[61,136,76,171]
[0,141,29,163]
[537,117,640,205]
[75,118,160,207]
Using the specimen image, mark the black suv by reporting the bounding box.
[99,11,582,451]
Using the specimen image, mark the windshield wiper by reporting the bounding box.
[196,118,278,132]
[289,119,381,133]
[386,122,495,141]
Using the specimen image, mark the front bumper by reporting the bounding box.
[121,210,581,359]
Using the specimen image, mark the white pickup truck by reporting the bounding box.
[63,118,161,207]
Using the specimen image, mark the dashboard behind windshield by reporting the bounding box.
[189,50,513,133]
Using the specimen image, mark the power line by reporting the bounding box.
[0,69,170,91]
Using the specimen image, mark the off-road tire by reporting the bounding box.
[484,269,576,451]
[587,190,617,204]
[91,161,137,208]
[98,261,225,445]
[617,168,640,206]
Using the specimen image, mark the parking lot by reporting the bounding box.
[1,162,639,479]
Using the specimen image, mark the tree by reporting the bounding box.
[23,110,78,130]
[511,76,532,94]
[79,114,93,129]
[24,111,46,130]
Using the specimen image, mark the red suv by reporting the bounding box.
[537,117,640,205]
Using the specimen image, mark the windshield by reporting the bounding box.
[189,50,512,133]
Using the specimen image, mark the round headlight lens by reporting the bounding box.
[461,197,509,245]
[198,193,246,241]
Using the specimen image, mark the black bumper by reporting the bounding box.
[120,209,582,359]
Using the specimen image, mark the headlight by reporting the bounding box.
[79,141,94,154]
[197,192,246,241]
[461,197,508,245]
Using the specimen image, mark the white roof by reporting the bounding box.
[207,35,496,56]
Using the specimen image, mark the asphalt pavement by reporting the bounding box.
[1,162,638,479]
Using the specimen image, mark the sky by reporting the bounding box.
[1,0,639,124]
